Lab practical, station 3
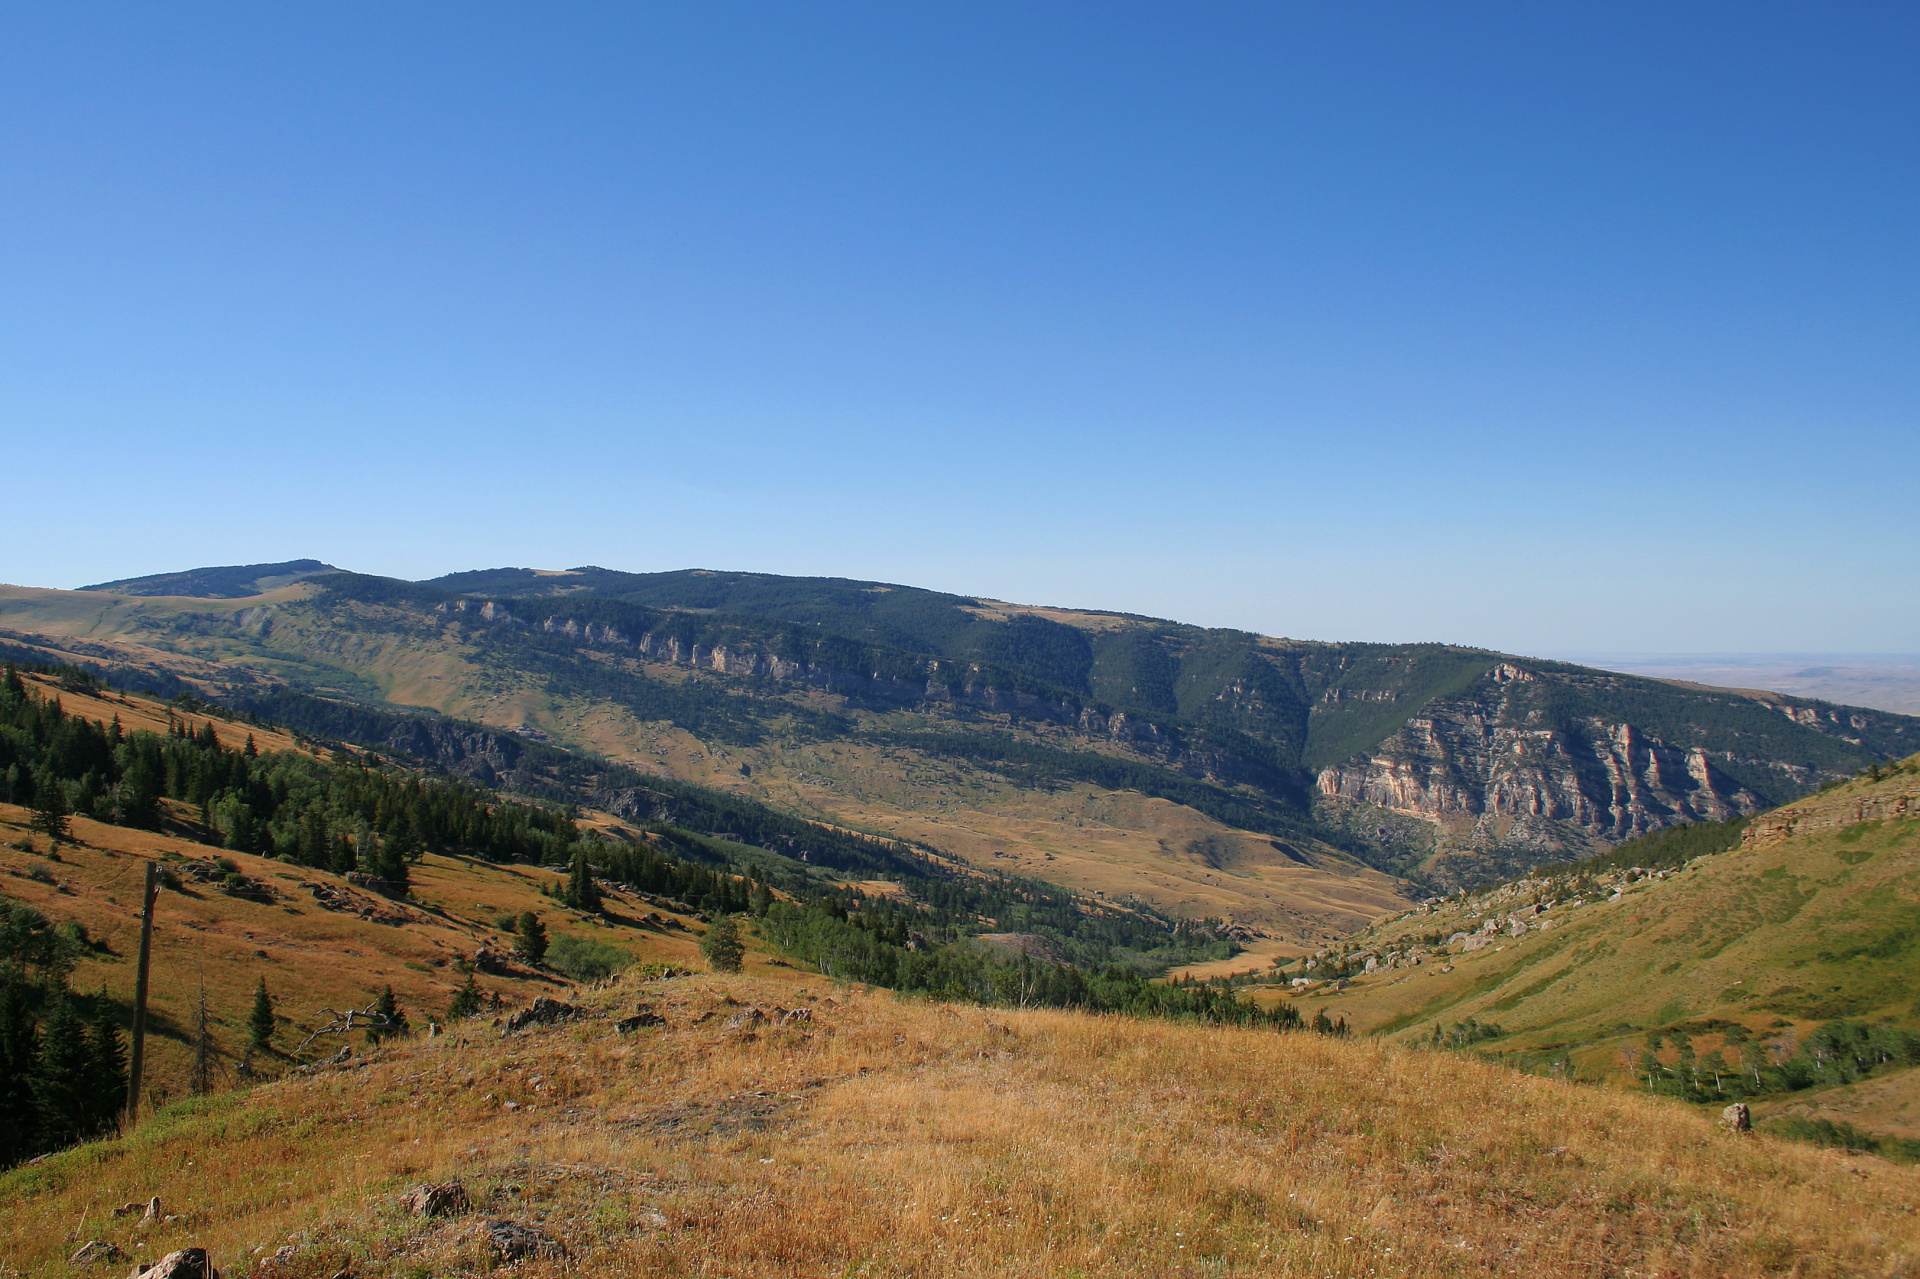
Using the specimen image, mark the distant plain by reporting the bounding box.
[1559,653,1920,716]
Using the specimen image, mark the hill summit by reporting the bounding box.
[78,559,341,598]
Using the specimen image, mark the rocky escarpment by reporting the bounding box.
[1314,663,1782,879]
[438,597,1172,747]
[1741,763,1920,850]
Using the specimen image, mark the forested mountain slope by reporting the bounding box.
[4,564,1914,918]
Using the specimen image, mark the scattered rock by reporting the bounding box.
[139,1198,163,1226]
[472,947,515,975]
[503,997,582,1035]
[640,1212,670,1229]
[70,1241,128,1268]
[782,1006,813,1025]
[110,1202,146,1219]
[132,1249,218,1279]
[480,1219,566,1261]
[400,1181,470,1218]
[1722,1103,1752,1133]
[616,1005,667,1033]
[725,1007,768,1030]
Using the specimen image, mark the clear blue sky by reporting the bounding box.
[3,3,1915,654]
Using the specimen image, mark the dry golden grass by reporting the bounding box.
[15,673,313,758]
[7,972,1919,1279]
[0,803,750,1105]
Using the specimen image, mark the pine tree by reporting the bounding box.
[31,993,91,1148]
[29,775,71,847]
[248,977,275,1055]
[330,832,357,875]
[564,846,602,913]
[84,997,126,1134]
[446,973,483,1022]
[372,829,411,891]
[0,975,42,1167]
[366,985,409,1044]
[749,876,774,917]
[700,914,745,974]
[514,912,549,964]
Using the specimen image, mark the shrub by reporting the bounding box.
[545,932,633,982]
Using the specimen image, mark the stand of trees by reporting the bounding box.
[0,899,126,1169]
[0,663,580,886]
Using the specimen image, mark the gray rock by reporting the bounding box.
[503,997,581,1035]
[69,1241,128,1268]
[131,1249,218,1279]
[615,1006,667,1033]
[400,1180,470,1217]
[481,1219,566,1261]
[1721,1103,1752,1133]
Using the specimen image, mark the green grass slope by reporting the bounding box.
[1287,758,1920,1114]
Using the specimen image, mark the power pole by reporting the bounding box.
[125,861,158,1124]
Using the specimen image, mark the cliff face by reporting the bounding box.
[439,596,1170,745]
[1310,662,1843,882]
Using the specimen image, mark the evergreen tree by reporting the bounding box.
[84,997,126,1134]
[749,876,774,917]
[29,774,71,847]
[0,975,41,1167]
[31,993,92,1148]
[248,977,275,1055]
[366,985,409,1044]
[514,912,549,964]
[117,758,161,830]
[700,914,745,974]
[446,973,483,1022]
[564,846,602,913]
[371,830,411,890]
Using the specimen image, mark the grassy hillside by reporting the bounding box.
[0,802,715,1107]
[6,968,1919,1278]
[1275,757,1920,1151]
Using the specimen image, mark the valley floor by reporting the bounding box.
[7,973,1919,1279]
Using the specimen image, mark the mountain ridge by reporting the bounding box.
[4,562,1914,923]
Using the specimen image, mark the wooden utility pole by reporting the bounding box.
[125,861,158,1125]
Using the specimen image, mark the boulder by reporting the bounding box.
[480,1219,566,1261]
[615,1010,666,1033]
[131,1249,218,1279]
[1721,1103,1752,1133]
[503,997,581,1035]
[69,1241,128,1268]
[401,1180,470,1218]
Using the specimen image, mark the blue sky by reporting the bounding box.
[3,3,1914,653]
